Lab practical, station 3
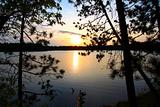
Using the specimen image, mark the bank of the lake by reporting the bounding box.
[115,90,160,107]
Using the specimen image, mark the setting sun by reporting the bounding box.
[71,35,81,45]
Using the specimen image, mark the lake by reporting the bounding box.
[0,51,147,107]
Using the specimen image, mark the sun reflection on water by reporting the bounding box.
[72,51,79,73]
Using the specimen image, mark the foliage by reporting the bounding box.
[77,90,87,107]
[124,0,159,39]
[0,75,18,107]
[143,54,160,88]
[0,0,64,44]
[69,0,160,75]
[23,54,65,78]
[0,52,65,106]
[0,0,66,106]
[70,0,118,46]
[70,0,159,45]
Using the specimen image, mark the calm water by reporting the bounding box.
[0,51,147,107]
[25,51,147,107]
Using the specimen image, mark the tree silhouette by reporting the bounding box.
[124,0,160,41]
[0,52,66,107]
[0,0,64,44]
[69,0,160,106]
[0,0,65,107]
[116,1,137,106]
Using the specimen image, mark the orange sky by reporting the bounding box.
[26,1,147,46]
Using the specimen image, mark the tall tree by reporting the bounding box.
[69,0,137,106]
[0,0,64,44]
[0,0,64,106]
[18,8,25,107]
[69,0,160,106]
[116,0,137,106]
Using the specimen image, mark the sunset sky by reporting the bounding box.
[0,0,148,45]
[47,0,86,46]
[48,0,148,46]
[33,0,147,46]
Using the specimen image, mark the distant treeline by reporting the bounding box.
[0,42,160,52]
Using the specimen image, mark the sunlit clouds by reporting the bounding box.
[50,30,84,46]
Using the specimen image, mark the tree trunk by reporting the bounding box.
[18,12,25,107]
[133,60,160,100]
[99,0,122,44]
[0,11,17,31]
[0,16,9,31]
[152,0,160,32]
[115,0,137,107]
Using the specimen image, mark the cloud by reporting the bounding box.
[58,30,82,36]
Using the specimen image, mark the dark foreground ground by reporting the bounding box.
[115,90,160,107]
